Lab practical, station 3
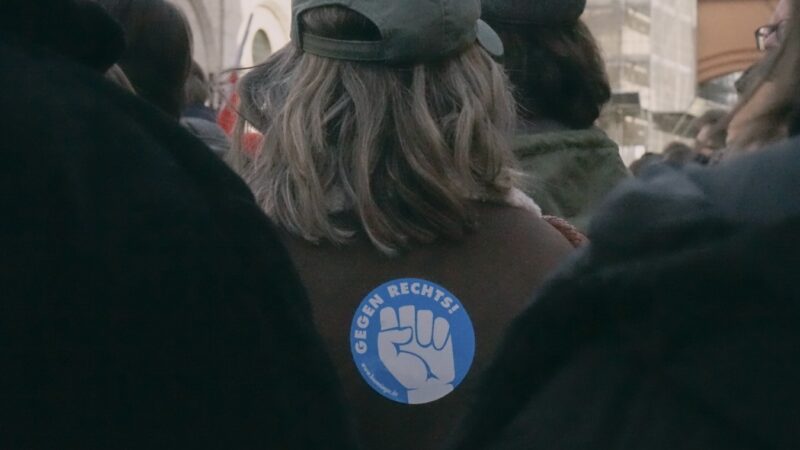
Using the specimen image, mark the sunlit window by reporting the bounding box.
[252,30,272,65]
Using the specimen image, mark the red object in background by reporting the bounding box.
[217,71,263,157]
[241,133,263,157]
[217,72,239,135]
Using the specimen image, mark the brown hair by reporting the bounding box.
[486,19,611,129]
[230,6,518,254]
[94,0,193,118]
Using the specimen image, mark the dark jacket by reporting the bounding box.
[181,105,230,158]
[279,203,573,450]
[452,139,800,450]
[514,122,629,231]
[0,2,355,448]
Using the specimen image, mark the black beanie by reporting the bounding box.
[482,0,587,25]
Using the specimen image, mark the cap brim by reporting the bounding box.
[476,19,504,58]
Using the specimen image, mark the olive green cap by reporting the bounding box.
[290,0,504,64]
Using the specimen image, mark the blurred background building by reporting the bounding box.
[584,0,775,164]
[168,0,777,164]
[167,0,291,79]
[584,0,698,164]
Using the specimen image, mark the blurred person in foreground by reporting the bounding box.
[734,0,790,95]
[450,2,800,449]
[482,0,629,231]
[94,0,193,119]
[230,0,574,449]
[756,0,791,52]
[0,0,355,448]
[728,0,798,151]
[181,61,230,158]
[728,0,793,147]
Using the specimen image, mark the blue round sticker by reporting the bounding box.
[350,278,475,405]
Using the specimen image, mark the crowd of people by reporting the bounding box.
[2,0,799,448]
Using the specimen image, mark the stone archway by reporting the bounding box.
[697,0,777,83]
[236,0,291,67]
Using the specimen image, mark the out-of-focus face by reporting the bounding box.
[772,0,791,23]
[764,0,791,49]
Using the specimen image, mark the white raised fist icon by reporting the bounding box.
[377,305,455,404]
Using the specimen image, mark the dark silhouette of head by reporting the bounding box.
[485,19,611,129]
[184,61,209,108]
[94,0,193,118]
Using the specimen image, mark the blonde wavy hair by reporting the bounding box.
[230,6,518,254]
